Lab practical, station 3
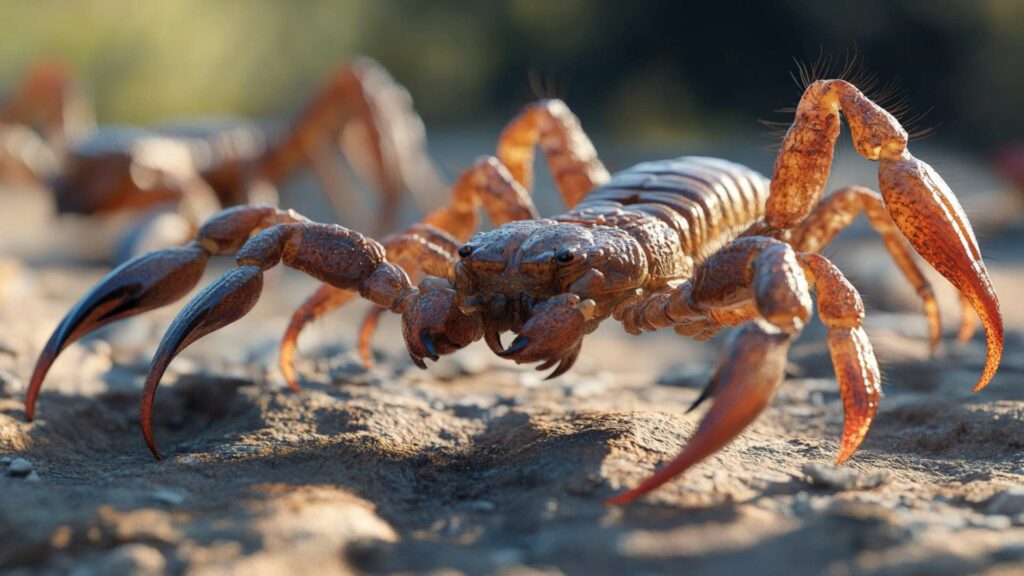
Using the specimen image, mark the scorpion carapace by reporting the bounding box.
[26,81,1002,505]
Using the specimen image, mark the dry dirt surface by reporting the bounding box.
[1,183,1023,575]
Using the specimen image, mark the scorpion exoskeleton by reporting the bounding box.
[26,76,1002,505]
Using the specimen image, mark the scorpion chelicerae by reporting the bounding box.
[25,77,1002,505]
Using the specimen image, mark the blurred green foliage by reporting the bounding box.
[1,0,1021,146]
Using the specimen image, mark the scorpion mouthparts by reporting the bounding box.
[484,331,505,355]
[497,336,529,357]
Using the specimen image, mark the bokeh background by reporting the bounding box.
[3,0,1021,148]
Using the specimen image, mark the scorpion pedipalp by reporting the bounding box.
[26,243,210,420]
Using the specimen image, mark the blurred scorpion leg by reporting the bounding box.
[790,185,942,353]
[26,205,306,420]
[497,99,610,207]
[257,58,444,235]
[115,174,223,262]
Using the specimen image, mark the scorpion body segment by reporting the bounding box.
[26,77,1003,507]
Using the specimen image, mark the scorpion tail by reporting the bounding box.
[25,243,209,421]
[606,321,792,506]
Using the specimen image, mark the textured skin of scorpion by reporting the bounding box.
[0,58,444,251]
[26,78,1003,505]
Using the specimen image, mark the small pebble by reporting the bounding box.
[7,457,33,477]
[803,462,858,489]
[0,456,11,465]
[467,500,496,512]
[150,489,186,505]
[25,471,40,482]
[0,369,22,397]
[802,462,892,490]
[986,486,1024,515]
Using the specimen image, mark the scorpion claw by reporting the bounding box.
[142,265,265,461]
[409,353,428,370]
[607,321,792,506]
[497,335,529,358]
[880,152,1003,392]
[420,330,440,361]
[543,346,580,380]
[26,244,209,421]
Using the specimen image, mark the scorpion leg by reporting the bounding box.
[26,205,305,420]
[143,221,415,458]
[278,157,538,388]
[278,225,457,389]
[258,58,445,235]
[497,99,610,207]
[798,253,882,463]
[769,79,1001,391]
[790,186,942,353]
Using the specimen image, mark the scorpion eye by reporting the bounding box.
[555,248,575,264]
[458,244,474,258]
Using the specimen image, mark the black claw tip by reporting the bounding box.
[419,330,439,361]
[497,336,528,357]
[409,353,428,370]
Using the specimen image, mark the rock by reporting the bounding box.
[0,456,11,465]
[803,463,858,489]
[7,457,33,477]
[467,500,497,512]
[25,471,40,482]
[0,369,22,397]
[150,489,186,505]
[802,463,892,490]
[986,486,1024,515]
[97,543,166,576]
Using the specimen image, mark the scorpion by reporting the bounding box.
[25,76,1002,505]
[0,59,444,255]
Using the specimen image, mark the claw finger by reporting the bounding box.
[142,265,264,460]
[544,346,580,380]
[26,243,209,421]
[606,321,792,506]
[279,285,355,392]
[830,326,882,463]
[880,152,1003,391]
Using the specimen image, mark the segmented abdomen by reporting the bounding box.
[565,156,769,280]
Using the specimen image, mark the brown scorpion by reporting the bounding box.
[1,58,444,254]
[25,78,1002,505]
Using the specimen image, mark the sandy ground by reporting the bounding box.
[1,147,1024,575]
